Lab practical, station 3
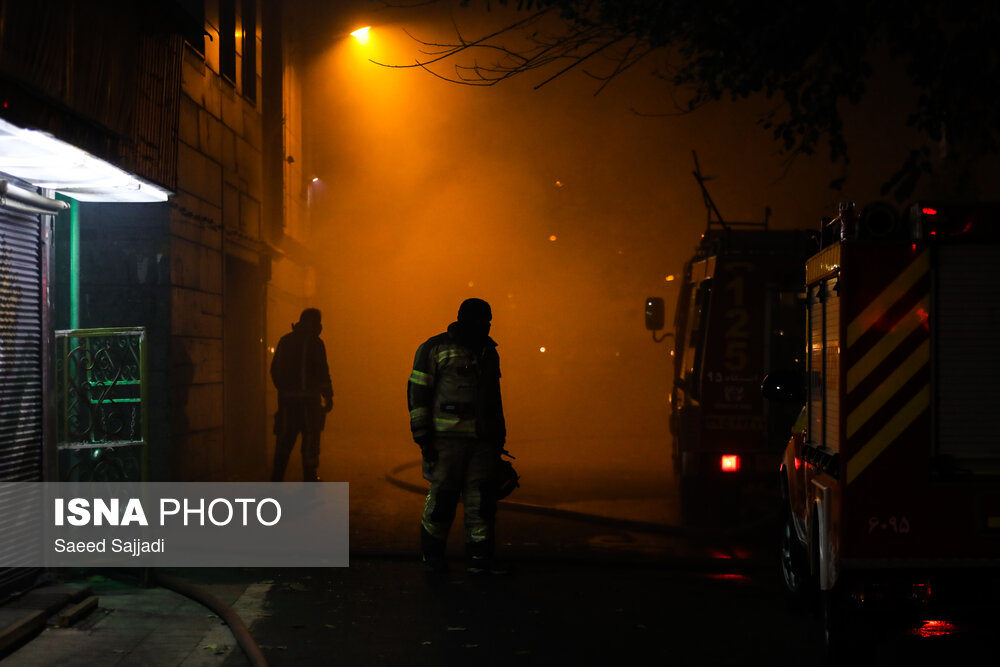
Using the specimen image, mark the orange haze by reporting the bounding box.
[288,0,915,467]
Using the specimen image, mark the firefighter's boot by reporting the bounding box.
[465,539,511,575]
[420,526,448,573]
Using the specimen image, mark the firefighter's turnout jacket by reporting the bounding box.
[408,322,506,444]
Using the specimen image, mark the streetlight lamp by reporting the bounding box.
[350,26,371,45]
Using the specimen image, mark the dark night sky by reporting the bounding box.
[287,0,949,464]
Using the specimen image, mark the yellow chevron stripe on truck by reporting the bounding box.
[846,339,930,439]
[847,385,930,484]
[844,250,931,485]
[846,296,930,393]
[847,250,929,347]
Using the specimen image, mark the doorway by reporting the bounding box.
[224,255,266,480]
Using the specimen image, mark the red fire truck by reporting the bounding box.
[647,217,816,523]
[763,200,1000,649]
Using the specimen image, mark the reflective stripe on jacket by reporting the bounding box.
[408,322,505,443]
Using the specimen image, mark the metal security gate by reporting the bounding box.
[55,327,147,482]
[0,179,66,598]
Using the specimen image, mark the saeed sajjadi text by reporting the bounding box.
[53,538,165,558]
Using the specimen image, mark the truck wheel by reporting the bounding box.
[779,509,810,599]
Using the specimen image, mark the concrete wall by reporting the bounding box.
[267,52,315,337]
[156,0,320,481]
[169,0,269,481]
[260,5,327,481]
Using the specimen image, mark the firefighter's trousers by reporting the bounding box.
[421,437,499,555]
[272,399,324,481]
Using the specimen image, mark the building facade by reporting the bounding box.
[0,0,318,597]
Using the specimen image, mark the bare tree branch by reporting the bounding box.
[370,9,554,83]
[378,0,1000,199]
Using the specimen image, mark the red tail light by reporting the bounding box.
[912,620,955,638]
[720,455,741,472]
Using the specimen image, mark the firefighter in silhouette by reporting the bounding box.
[270,308,333,482]
[408,298,508,573]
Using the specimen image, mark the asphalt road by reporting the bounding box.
[5,433,991,666]
[227,434,994,665]
[217,559,814,666]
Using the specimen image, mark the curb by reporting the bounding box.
[0,584,91,657]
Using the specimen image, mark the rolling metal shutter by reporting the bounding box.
[0,180,64,598]
[0,204,43,481]
[0,200,43,596]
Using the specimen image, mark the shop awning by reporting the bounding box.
[0,117,172,203]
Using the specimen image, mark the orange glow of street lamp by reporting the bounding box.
[351,26,371,45]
